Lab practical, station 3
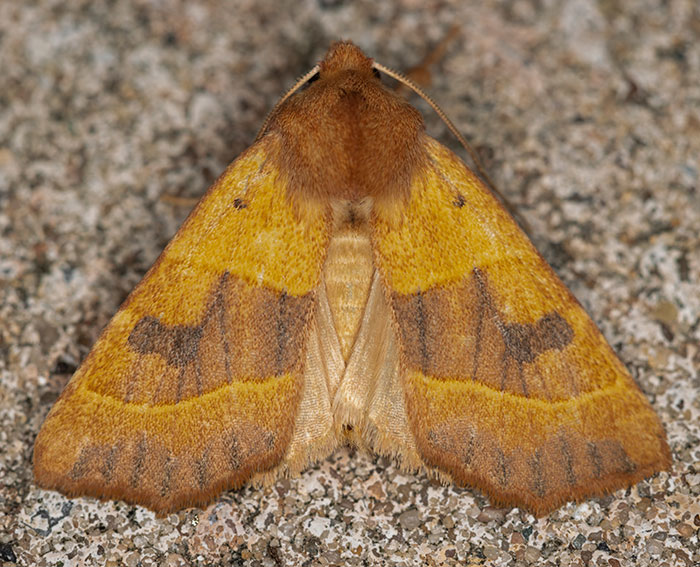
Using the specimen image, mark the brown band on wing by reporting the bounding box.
[587,441,603,479]
[195,450,210,489]
[494,448,510,489]
[392,286,446,378]
[392,268,574,399]
[120,271,314,405]
[415,291,430,373]
[70,445,102,481]
[276,292,293,375]
[559,435,577,486]
[160,455,176,497]
[528,449,546,498]
[227,430,242,470]
[130,436,148,489]
[100,445,119,482]
[425,421,645,514]
[62,418,281,510]
[590,439,637,476]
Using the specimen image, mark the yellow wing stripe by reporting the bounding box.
[76,372,297,416]
[409,369,666,462]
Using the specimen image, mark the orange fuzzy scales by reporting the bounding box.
[34,41,671,515]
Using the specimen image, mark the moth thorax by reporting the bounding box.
[271,72,426,202]
[324,199,374,362]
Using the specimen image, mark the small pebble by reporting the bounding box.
[398,509,421,531]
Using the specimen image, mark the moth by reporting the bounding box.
[34,41,671,516]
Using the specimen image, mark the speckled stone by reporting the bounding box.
[2,1,698,566]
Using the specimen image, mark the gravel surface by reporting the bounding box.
[1,1,698,565]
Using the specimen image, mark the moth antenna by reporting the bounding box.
[373,61,531,232]
[255,65,321,141]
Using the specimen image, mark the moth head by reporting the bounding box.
[319,41,375,79]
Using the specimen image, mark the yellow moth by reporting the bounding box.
[34,42,671,515]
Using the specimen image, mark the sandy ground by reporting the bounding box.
[1,1,698,566]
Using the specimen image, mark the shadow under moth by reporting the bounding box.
[33,41,671,516]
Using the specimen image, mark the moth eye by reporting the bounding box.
[372,68,381,80]
[306,72,320,85]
